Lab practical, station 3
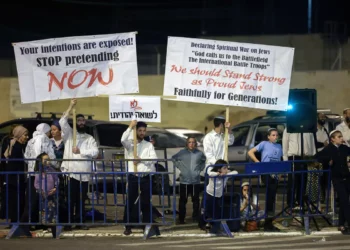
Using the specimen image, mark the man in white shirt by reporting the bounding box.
[336,108,350,146]
[282,128,316,207]
[203,116,234,172]
[60,99,99,230]
[121,120,158,236]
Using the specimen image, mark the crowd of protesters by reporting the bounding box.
[0,101,350,237]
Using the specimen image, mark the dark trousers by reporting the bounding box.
[333,178,350,227]
[8,186,25,223]
[179,183,200,222]
[287,156,306,206]
[321,170,330,202]
[123,175,152,229]
[203,193,222,233]
[69,178,88,223]
[262,175,278,229]
[20,176,39,223]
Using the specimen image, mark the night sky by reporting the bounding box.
[0,0,347,59]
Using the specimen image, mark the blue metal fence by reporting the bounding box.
[0,159,338,239]
[0,158,176,239]
[201,161,334,237]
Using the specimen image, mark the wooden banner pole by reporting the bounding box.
[72,108,77,148]
[224,106,229,162]
[133,127,138,173]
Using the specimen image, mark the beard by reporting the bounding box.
[77,125,86,134]
[318,119,325,126]
[137,135,145,141]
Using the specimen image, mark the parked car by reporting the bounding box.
[199,110,342,174]
[145,127,187,185]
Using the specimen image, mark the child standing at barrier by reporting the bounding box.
[200,159,238,234]
[34,153,59,224]
[317,130,350,235]
[247,128,282,232]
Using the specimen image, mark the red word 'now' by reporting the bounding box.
[48,68,114,92]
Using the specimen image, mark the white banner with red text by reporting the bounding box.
[13,32,138,104]
[109,95,161,123]
[163,36,294,111]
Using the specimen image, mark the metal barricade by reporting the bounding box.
[0,158,176,239]
[201,160,334,237]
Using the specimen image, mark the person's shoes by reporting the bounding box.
[177,220,186,225]
[123,228,132,236]
[338,226,350,235]
[75,225,89,230]
[214,230,228,237]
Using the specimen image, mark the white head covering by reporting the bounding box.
[329,130,341,137]
[33,123,51,137]
[241,182,250,188]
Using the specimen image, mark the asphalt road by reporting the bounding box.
[1,235,350,250]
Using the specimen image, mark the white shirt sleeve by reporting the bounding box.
[80,136,99,158]
[59,112,72,142]
[203,135,217,166]
[142,144,158,168]
[228,133,234,146]
[282,129,289,161]
[227,170,238,175]
[121,127,133,151]
[336,123,350,146]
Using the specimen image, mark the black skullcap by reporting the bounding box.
[211,159,228,172]
[76,114,85,119]
[136,121,147,129]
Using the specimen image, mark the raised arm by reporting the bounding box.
[59,99,77,141]
[121,120,137,151]
[226,122,235,146]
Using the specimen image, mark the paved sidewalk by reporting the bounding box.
[0,192,339,238]
[0,220,341,238]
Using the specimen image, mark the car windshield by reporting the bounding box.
[146,131,186,148]
[96,124,128,147]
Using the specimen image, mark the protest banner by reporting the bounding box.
[13,32,138,104]
[163,36,294,111]
[109,95,161,172]
[109,95,161,123]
